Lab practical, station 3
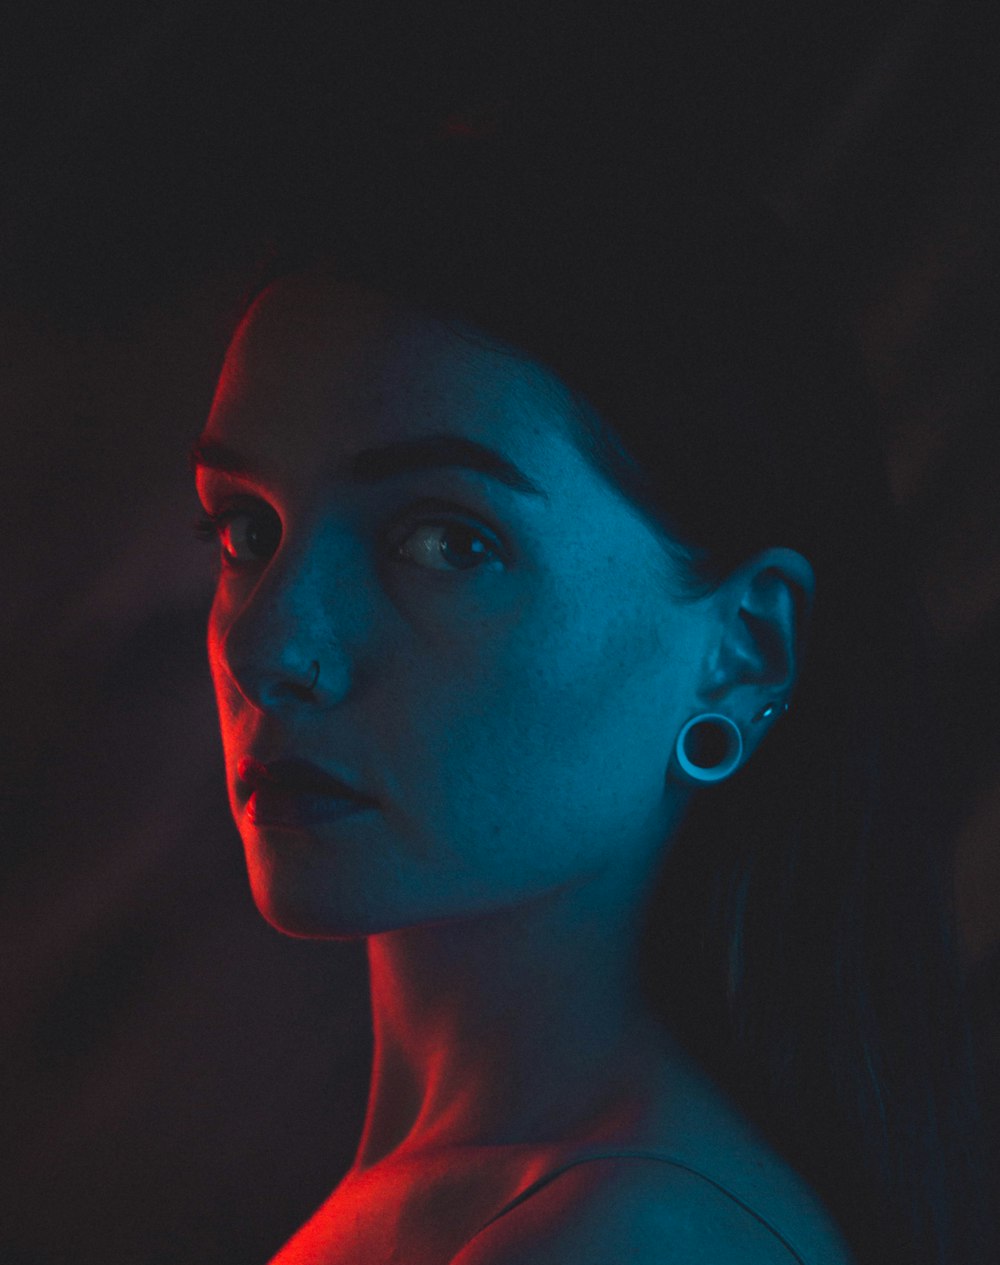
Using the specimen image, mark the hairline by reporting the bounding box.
[239,265,709,601]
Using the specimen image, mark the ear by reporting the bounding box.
[699,547,815,750]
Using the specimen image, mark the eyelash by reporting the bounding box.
[192,499,505,575]
[192,509,239,544]
[192,499,273,571]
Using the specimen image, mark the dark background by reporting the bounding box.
[2,3,998,1262]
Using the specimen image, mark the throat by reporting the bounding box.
[356,953,669,1168]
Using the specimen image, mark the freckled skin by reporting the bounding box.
[196,273,817,1255]
[202,276,705,940]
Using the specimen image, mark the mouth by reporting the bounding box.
[236,756,378,829]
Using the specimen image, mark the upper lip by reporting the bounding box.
[237,756,376,803]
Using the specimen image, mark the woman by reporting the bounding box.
[191,120,991,1263]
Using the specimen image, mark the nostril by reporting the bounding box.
[225,656,331,710]
[277,659,322,702]
[283,680,319,703]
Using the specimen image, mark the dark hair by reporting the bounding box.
[235,121,993,1265]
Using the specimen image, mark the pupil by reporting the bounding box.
[441,526,483,569]
[247,513,280,557]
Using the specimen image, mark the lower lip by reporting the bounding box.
[247,786,376,829]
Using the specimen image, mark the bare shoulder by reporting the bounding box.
[450,1156,856,1265]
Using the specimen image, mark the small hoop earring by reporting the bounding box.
[675,713,744,784]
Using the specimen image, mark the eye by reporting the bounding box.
[194,501,282,569]
[395,518,503,574]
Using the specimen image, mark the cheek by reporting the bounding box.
[382,594,681,888]
[206,599,248,749]
[207,606,231,708]
[207,605,224,682]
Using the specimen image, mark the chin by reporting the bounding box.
[250,882,373,940]
[245,855,427,940]
[241,836,531,940]
[243,852,366,939]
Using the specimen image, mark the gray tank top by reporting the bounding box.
[468,1149,809,1262]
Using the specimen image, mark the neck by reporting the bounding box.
[353,876,671,1170]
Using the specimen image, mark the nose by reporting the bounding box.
[211,537,370,714]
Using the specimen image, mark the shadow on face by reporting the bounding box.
[194,273,705,940]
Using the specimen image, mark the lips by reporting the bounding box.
[237,756,375,803]
[236,756,378,828]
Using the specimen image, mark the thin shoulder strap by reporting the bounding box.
[467,1150,809,1263]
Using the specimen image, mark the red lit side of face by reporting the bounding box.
[195,273,703,938]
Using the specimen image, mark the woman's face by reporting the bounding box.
[195,273,710,937]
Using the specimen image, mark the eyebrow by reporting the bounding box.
[189,433,548,499]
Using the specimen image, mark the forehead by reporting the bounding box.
[206,272,588,476]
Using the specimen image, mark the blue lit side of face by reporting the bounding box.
[196,274,707,938]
